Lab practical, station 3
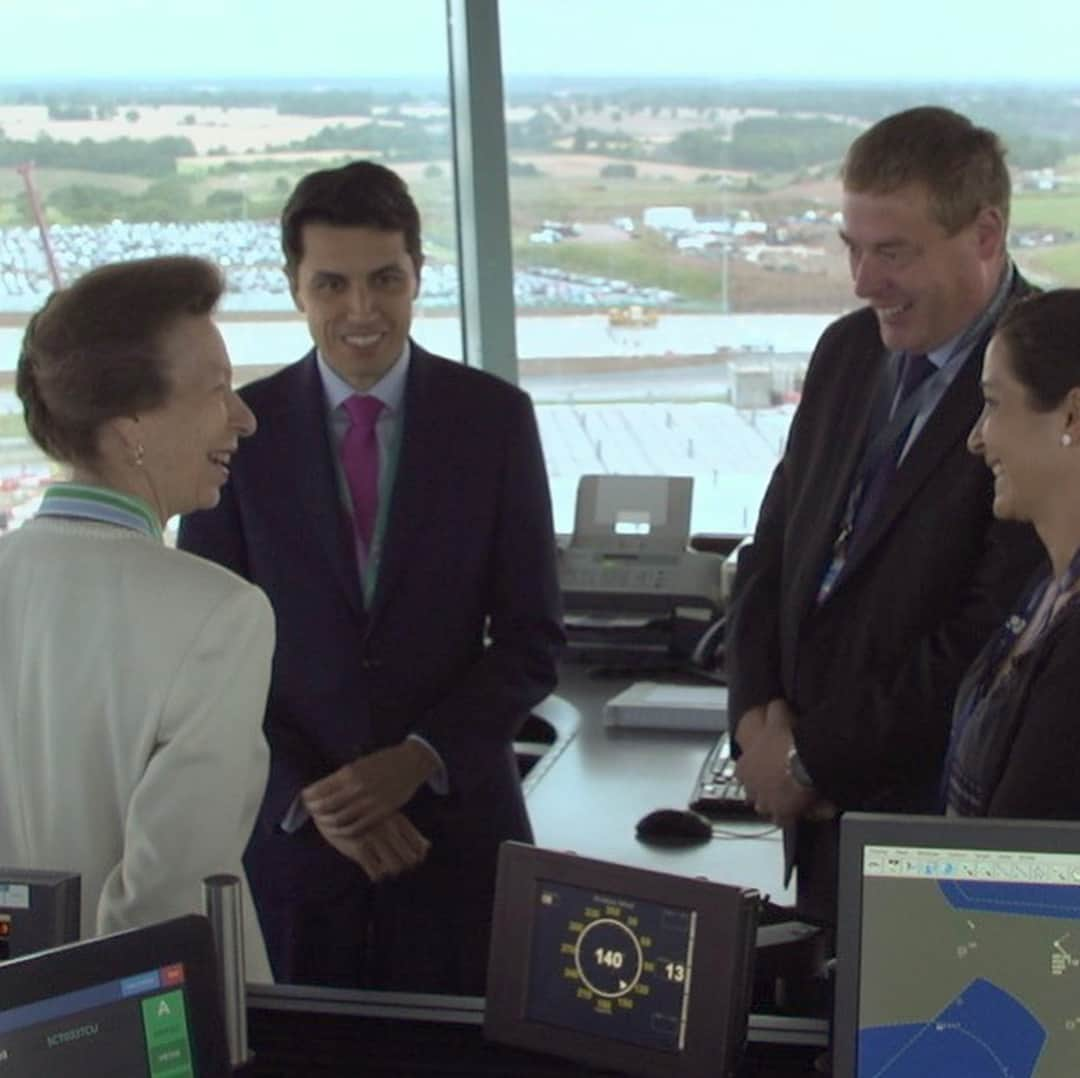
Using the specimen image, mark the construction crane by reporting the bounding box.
[15,161,62,290]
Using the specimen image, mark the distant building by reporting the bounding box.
[732,220,768,237]
[731,365,773,410]
[1019,168,1059,192]
[643,205,696,232]
[529,228,561,244]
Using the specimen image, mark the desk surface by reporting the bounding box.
[529,663,791,904]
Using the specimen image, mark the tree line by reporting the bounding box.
[0,133,196,176]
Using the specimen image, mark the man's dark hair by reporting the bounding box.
[16,256,223,465]
[841,106,1011,234]
[281,160,423,278]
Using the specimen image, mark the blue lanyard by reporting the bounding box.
[943,547,1080,813]
[963,545,1080,722]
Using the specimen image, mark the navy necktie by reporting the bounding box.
[848,353,935,543]
[896,352,936,406]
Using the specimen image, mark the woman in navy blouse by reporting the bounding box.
[947,289,1080,818]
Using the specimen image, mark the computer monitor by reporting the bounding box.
[0,914,229,1077]
[0,867,80,960]
[835,812,1080,1078]
[484,841,759,1078]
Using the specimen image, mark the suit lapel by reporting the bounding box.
[271,353,366,619]
[830,273,1032,590]
[787,336,883,635]
[838,337,983,585]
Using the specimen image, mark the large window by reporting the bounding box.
[0,1,458,531]
[499,0,1080,534]
[1,1,1079,538]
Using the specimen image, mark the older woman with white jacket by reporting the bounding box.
[0,256,275,981]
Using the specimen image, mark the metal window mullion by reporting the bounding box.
[445,0,520,384]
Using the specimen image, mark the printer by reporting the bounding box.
[558,474,725,666]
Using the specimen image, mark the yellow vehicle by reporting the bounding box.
[607,305,659,328]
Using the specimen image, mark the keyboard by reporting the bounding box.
[689,731,758,818]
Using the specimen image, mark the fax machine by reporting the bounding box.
[558,475,725,665]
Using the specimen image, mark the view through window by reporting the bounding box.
[1,1,1079,540]
[0,0,457,534]
[499,0,1080,534]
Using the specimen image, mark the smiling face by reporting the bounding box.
[967,334,1066,524]
[840,181,1005,355]
[288,222,421,391]
[127,314,256,522]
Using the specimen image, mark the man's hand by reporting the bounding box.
[302,741,440,838]
[313,810,431,882]
[735,698,821,826]
[733,705,767,754]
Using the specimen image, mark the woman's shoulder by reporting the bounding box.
[134,541,272,617]
[1039,599,1080,662]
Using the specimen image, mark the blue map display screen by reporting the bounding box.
[857,846,1080,1077]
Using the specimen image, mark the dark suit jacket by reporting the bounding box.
[725,288,1044,921]
[952,577,1080,819]
[178,343,564,990]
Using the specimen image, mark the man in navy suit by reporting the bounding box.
[179,161,563,993]
[728,108,1043,927]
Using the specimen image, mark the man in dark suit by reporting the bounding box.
[179,161,564,993]
[729,107,1044,925]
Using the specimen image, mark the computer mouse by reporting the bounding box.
[635,808,713,845]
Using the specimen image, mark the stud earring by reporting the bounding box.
[133,443,145,466]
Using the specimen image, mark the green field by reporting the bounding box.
[4,124,1077,309]
[515,234,725,302]
[1015,241,1080,286]
[0,167,148,201]
[1010,191,1080,232]
[0,414,25,438]
[505,170,819,229]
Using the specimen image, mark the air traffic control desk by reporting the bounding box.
[246,664,829,1076]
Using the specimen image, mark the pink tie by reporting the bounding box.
[341,394,384,551]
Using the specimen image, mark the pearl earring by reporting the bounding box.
[1063,433,1073,448]
[133,443,145,466]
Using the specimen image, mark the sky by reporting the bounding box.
[0,0,1078,85]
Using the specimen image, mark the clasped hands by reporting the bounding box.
[733,698,836,826]
[302,741,438,883]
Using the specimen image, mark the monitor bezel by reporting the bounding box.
[835,812,1080,1078]
[0,913,229,1078]
[484,841,758,1078]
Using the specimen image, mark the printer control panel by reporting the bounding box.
[560,553,682,595]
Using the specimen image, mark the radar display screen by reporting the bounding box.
[484,842,759,1078]
[525,877,694,1052]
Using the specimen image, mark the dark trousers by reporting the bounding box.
[255,845,495,995]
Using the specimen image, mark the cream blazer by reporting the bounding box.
[0,516,275,982]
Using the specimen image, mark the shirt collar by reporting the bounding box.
[925,336,959,371]
[924,260,1016,371]
[36,482,163,541]
[316,341,411,414]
